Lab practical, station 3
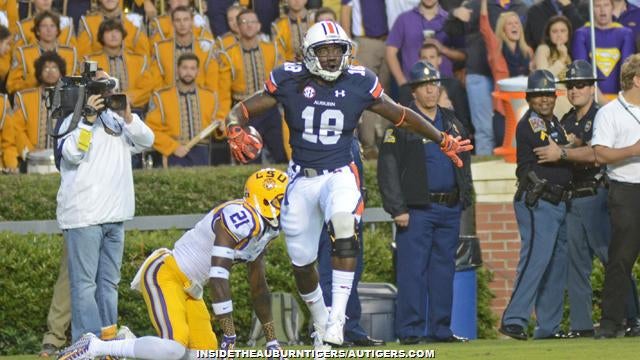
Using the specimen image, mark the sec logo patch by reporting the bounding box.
[303,86,316,99]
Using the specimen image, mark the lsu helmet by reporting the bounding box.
[302,20,353,82]
[244,168,289,227]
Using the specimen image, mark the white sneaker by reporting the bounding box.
[323,318,344,346]
[312,324,330,360]
[115,326,136,340]
[57,333,96,360]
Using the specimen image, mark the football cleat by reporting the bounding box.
[57,333,96,360]
[312,323,331,360]
[323,318,345,346]
[266,343,287,360]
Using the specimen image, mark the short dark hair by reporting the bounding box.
[236,8,258,25]
[32,10,60,40]
[97,18,128,46]
[177,52,199,67]
[34,51,67,84]
[0,24,10,41]
[314,7,337,21]
[171,5,193,20]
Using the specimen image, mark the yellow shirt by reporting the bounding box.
[145,86,218,156]
[7,45,77,94]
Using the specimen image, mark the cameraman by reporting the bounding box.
[56,70,154,343]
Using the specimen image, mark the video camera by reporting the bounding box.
[48,61,127,119]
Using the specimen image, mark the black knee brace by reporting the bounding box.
[328,221,360,258]
[331,235,359,258]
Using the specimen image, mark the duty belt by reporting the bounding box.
[571,180,600,199]
[428,191,459,207]
[538,183,571,205]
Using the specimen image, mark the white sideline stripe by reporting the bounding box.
[0,208,392,234]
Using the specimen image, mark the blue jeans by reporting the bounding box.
[502,197,567,338]
[395,204,462,340]
[64,223,124,342]
[465,74,495,155]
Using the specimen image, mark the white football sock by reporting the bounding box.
[300,284,329,329]
[90,336,186,360]
[330,270,354,322]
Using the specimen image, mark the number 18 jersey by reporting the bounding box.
[265,63,384,169]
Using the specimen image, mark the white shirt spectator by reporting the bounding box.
[591,92,640,183]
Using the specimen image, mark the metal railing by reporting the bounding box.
[0,207,393,235]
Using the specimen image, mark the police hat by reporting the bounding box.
[407,60,441,86]
[526,69,556,93]
[557,60,603,83]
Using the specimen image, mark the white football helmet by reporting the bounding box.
[302,21,353,82]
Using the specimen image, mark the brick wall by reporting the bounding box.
[476,202,521,319]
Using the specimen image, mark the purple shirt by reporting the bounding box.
[386,7,453,78]
[342,0,389,38]
[572,24,635,94]
[616,4,640,40]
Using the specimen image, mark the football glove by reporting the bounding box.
[440,132,473,168]
[227,125,263,163]
[220,334,236,359]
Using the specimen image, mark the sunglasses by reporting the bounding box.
[566,81,593,90]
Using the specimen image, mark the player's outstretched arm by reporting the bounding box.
[369,94,473,167]
[226,91,278,163]
[225,91,279,128]
[209,220,238,353]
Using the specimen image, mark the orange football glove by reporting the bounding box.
[227,125,263,163]
[439,132,474,168]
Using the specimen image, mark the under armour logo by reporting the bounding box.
[335,90,346,97]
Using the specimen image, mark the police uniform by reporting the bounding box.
[556,61,640,336]
[500,70,571,340]
[264,61,382,266]
[131,200,279,349]
[377,61,472,342]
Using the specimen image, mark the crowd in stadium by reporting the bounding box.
[2,0,640,358]
[0,0,638,169]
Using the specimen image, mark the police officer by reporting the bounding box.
[378,61,473,344]
[534,60,640,337]
[499,69,571,340]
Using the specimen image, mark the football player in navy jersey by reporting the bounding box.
[224,20,473,351]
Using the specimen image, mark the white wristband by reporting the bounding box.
[209,266,230,279]
[212,246,235,260]
[212,300,233,315]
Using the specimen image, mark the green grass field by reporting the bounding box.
[3,338,640,360]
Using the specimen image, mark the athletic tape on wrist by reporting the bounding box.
[212,300,233,315]
[212,246,234,259]
[209,266,230,279]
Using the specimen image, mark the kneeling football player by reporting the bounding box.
[58,168,289,360]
